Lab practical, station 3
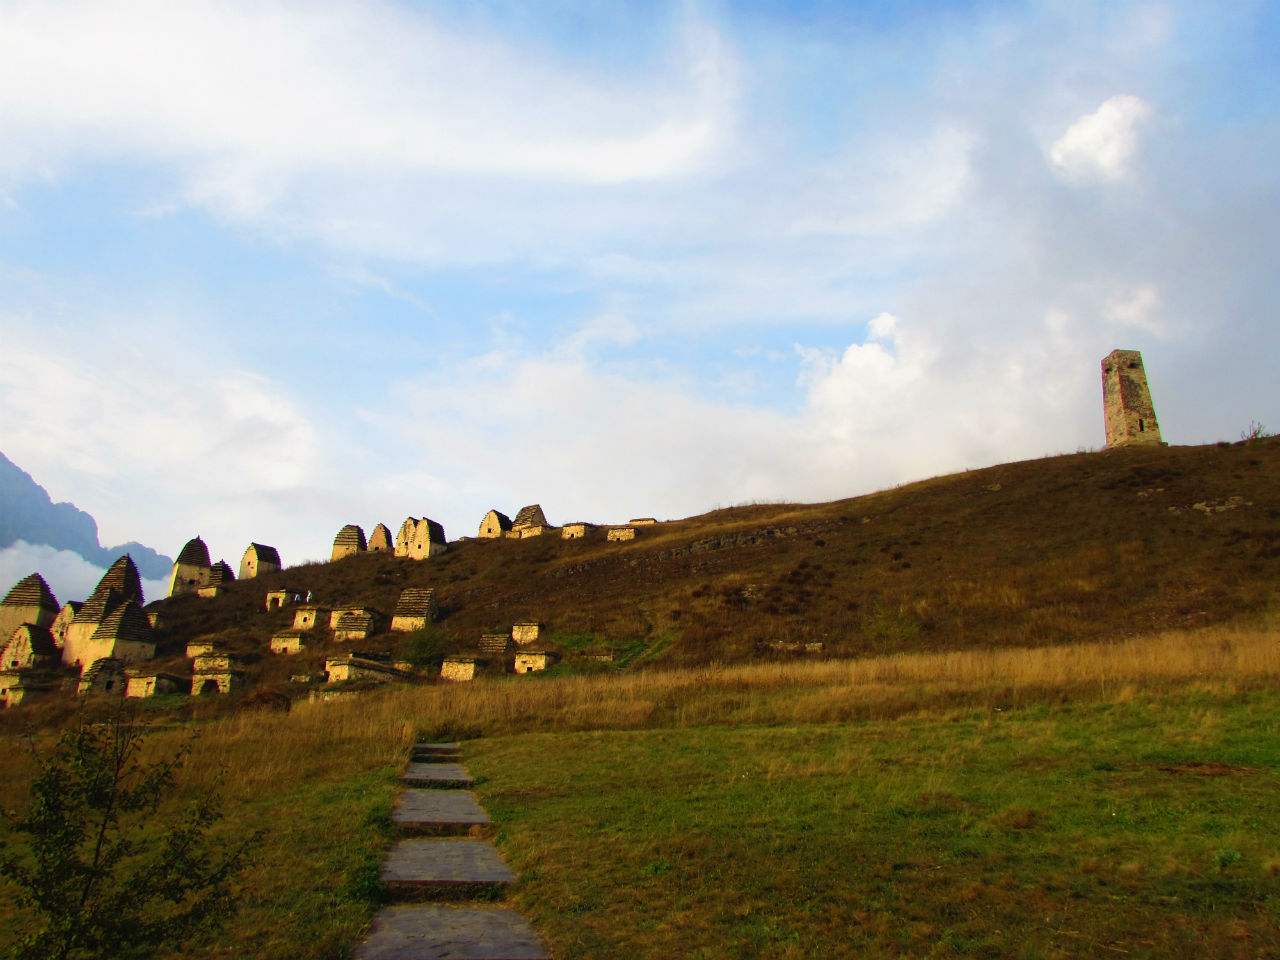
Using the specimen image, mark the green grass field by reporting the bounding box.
[471,690,1280,959]
[3,627,1278,959]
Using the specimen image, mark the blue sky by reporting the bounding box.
[0,0,1277,599]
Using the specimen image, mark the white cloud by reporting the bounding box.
[365,306,1114,540]
[1050,94,1152,182]
[0,541,167,606]
[1104,283,1165,336]
[0,308,325,556]
[868,312,899,340]
[0,0,737,194]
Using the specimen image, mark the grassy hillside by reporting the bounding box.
[5,440,1278,959]
[138,438,1280,691]
[3,622,1276,959]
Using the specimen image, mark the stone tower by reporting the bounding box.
[1101,349,1162,448]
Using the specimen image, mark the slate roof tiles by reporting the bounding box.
[512,504,548,528]
[1,573,59,611]
[176,538,212,568]
[393,588,437,617]
[246,543,281,566]
[90,601,153,647]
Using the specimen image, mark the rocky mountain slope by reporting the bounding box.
[0,451,171,579]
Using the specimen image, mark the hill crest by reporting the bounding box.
[144,438,1280,689]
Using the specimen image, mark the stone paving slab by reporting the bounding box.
[402,763,474,788]
[393,790,491,833]
[354,904,548,959]
[412,745,463,763]
[411,752,464,764]
[382,839,516,893]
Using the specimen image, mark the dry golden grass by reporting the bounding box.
[186,621,1280,748]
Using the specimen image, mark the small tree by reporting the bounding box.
[2,709,255,960]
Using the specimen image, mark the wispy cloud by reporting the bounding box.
[0,0,737,192]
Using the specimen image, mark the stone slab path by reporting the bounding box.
[356,742,548,960]
[382,839,516,894]
[393,790,492,834]
[354,905,547,960]
[412,742,463,763]
[403,762,475,788]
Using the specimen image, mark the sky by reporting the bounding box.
[0,0,1277,600]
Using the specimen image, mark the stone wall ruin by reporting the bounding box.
[292,606,328,630]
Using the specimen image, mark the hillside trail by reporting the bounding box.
[355,741,548,959]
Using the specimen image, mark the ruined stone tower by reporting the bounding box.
[1101,349,1162,448]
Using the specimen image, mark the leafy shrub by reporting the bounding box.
[1,708,257,960]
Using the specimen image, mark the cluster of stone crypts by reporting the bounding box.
[3,495,665,707]
[0,558,159,706]
[264,586,418,676]
[475,503,649,543]
[167,537,282,599]
[262,583,558,684]
[329,517,448,562]
[439,619,558,682]
[102,647,247,701]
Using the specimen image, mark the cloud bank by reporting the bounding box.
[0,541,167,607]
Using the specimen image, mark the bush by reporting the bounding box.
[1241,421,1272,442]
[1,708,257,959]
[404,624,451,669]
